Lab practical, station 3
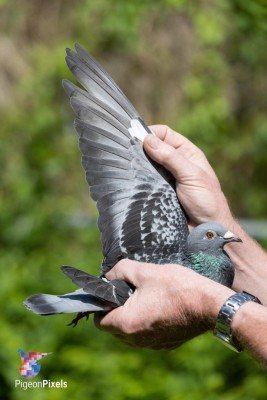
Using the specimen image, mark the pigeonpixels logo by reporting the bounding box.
[18,348,51,378]
[15,348,68,390]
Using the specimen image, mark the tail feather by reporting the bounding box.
[61,266,132,306]
[24,266,133,317]
[24,289,111,315]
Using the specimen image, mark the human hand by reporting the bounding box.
[144,125,267,305]
[95,260,233,350]
[144,125,233,228]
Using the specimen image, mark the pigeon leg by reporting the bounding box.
[67,312,90,328]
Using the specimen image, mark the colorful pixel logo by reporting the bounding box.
[18,348,52,379]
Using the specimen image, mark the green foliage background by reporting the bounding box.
[0,0,267,399]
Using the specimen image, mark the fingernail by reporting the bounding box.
[145,135,160,149]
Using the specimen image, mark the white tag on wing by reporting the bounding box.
[128,119,154,142]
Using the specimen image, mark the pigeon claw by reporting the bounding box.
[67,312,90,328]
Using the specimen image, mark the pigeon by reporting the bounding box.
[24,44,242,326]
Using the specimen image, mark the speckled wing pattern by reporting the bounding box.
[63,44,189,274]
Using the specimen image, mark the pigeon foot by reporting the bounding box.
[67,312,90,327]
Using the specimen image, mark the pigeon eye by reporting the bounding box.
[205,231,215,239]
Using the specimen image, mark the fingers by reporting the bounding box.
[143,134,199,183]
[147,125,216,177]
[94,310,123,333]
[105,259,149,287]
[149,124,197,150]
[97,260,158,332]
[94,298,138,334]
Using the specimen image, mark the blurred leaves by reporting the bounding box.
[0,0,267,399]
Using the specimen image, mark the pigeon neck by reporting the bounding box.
[186,250,234,287]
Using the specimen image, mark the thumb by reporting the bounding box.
[143,135,198,183]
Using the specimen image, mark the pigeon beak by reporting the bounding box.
[223,231,242,243]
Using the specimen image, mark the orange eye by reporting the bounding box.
[206,231,215,239]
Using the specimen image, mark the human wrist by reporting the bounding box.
[231,301,256,337]
[231,301,267,363]
[207,197,267,305]
[199,280,235,329]
[176,272,235,331]
[222,219,267,305]
[226,219,267,268]
[214,191,235,226]
[168,269,233,332]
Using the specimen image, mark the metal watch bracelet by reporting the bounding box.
[214,291,262,353]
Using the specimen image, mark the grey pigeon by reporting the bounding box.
[24,44,242,327]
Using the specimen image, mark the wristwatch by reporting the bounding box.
[214,291,261,352]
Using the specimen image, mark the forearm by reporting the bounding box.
[204,282,267,367]
[98,259,267,363]
[224,217,267,305]
[231,302,267,367]
[226,218,267,270]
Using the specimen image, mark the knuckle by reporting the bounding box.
[135,263,156,283]
[112,258,129,274]
[155,124,169,132]
[185,145,204,160]
[161,145,175,161]
[160,124,169,131]
[115,259,127,268]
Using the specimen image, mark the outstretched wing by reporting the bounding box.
[63,44,189,273]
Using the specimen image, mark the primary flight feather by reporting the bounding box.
[24,44,242,326]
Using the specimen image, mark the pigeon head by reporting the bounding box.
[185,222,242,287]
[187,222,242,254]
